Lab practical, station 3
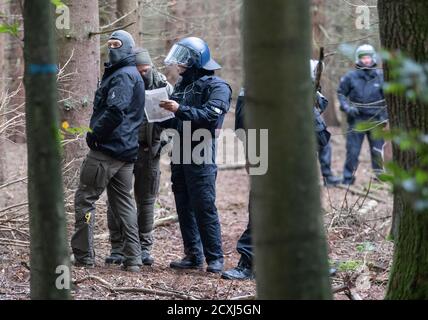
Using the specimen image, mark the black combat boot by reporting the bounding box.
[221,258,254,280]
[207,259,224,273]
[142,250,154,266]
[70,254,95,268]
[105,253,125,265]
[121,265,141,273]
[342,176,356,186]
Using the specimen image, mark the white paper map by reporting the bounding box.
[144,87,175,123]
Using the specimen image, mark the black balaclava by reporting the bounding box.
[179,66,214,88]
[108,30,135,65]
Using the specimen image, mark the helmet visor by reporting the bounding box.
[164,44,196,67]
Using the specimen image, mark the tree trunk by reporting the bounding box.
[56,0,100,170]
[164,0,190,84]
[243,0,332,299]
[117,0,143,46]
[378,0,428,299]
[23,0,70,300]
[0,0,6,184]
[311,0,340,127]
[5,0,25,143]
[99,0,117,71]
[140,0,168,65]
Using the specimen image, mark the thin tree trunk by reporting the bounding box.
[23,0,70,300]
[164,0,189,84]
[117,0,143,46]
[378,0,428,300]
[99,0,117,71]
[56,0,100,171]
[140,0,168,65]
[311,0,340,127]
[5,0,25,143]
[243,0,332,299]
[0,0,6,185]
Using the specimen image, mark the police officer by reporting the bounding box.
[159,37,232,273]
[310,60,341,187]
[71,30,145,272]
[222,62,338,280]
[104,48,173,266]
[315,92,341,186]
[338,44,388,185]
[221,88,254,280]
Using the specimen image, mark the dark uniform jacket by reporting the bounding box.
[167,75,232,164]
[87,56,145,163]
[338,65,388,123]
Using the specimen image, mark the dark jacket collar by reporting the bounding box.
[355,62,379,80]
[102,55,136,81]
[355,61,377,70]
[177,67,215,88]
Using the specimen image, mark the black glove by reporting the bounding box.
[346,106,360,117]
[86,132,99,150]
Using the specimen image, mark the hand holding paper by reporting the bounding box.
[144,87,175,123]
[159,100,179,113]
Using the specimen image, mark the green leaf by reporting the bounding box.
[0,22,19,37]
[415,170,428,185]
[64,125,92,136]
[384,82,406,95]
[51,0,66,8]
[355,121,379,132]
[378,172,394,183]
[338,260,362,272]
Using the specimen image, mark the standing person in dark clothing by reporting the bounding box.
[222,60,338,280]
[338,44,388,185]
[71,30,145,272]
[221,88,254,280]
[310,59,341,187]
[159,37,232,273]
[105,48,173,266]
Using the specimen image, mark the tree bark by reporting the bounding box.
[56,0,100,169]
[243,0,332,299]
[311,0,340,127]
[378,0,428,299]
[99,0,117,71]
[23,0,70,300]
[164,0,190,84]
[140,0,168,64]
[0,0,6,184]
[117,0,143,46]
[5,0,25,143]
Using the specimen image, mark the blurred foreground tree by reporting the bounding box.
[243,0,332,299]
[24,0,70,300]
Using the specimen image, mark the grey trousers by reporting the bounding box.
[71,150,142,266]
[107,144,161,255]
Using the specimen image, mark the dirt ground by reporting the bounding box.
[0,116,393,300]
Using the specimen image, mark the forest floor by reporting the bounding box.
[0,121,394,300]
